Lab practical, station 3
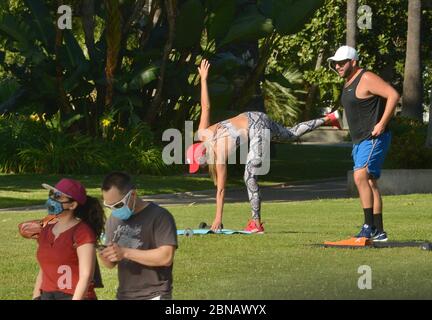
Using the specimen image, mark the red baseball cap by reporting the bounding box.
[186,142,207,173]
[42,178,87,205]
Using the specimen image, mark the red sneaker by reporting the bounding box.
[326,110,342,130]
[244,220,265,234]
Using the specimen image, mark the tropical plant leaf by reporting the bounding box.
[62,114,84,130]
[0,14,45,64]
[62,30,88,69]
[0,88,25,113]
[208,75,234,111]
[269,0,324,35]
[174,0,206,49]
[129,65,160,90]
[219,4,274,47]
[206,0,236,43]
[23,0,55,51]
[63,62,91,92]
[263,68,305,126]
[210,52,247,75]
[0,78,20,103]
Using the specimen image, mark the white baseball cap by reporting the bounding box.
[328,45,359,62]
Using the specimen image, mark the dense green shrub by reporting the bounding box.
[0,115,46,172]
[0,115,175,175]
[385,117,432,169]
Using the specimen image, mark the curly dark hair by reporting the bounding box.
[74,196,106,241]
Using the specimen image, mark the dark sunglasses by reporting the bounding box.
[331,59,351,68]
[49,190,73,203]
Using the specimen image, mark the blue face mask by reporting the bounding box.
[45,198,65,215]
[112,206,134,220]
[111,192,136,221]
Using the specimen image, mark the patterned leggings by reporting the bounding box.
[244,112,326,220]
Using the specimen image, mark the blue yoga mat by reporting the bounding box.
[177,228,252,235]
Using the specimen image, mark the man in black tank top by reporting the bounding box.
[328,46,400,242]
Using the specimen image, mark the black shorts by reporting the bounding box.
[39,291,98,300]
[40,291,73,300]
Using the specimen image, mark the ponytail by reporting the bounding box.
[74,196,106,241]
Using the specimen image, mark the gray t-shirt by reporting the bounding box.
[104,202,178,300]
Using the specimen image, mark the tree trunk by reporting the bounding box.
[303,50,324,121]
[427,88,432,148]
[115,0,147,72]
[104,0,122,112]
[233,33,279,112]
[55,0,73,120]
[401,0,423,121]
[122,0,147,36]
[81,0,96,61]
[146,0,177,125]
[346,0,357,47]
[140,1,161,49]
[81,0,99,135]
[344,0,357,129]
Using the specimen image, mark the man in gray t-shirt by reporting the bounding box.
[98,172,178,300]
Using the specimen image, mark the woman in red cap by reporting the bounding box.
[186,59,342,233]
[32,178,105,300]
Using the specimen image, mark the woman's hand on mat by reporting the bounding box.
[101,242,125,262]
[371,122,385,137]
[210,218,223,231]
[198,59,210,81]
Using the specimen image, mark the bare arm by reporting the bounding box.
[73,243,95,300]
[32,268,43,299]
[197,59,211,139]
[102,243,176,267]
[123,245,175,267]
[211,162,227,231]
[364,72,400,136]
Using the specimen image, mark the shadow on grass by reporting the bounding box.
[0,174,104,192]
[0,197,42,209]
[0,174,242,198]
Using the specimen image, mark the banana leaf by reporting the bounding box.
[206,0,236,43]
[174,0,205,49]
[265,0,324,35]
[219,4,274,47]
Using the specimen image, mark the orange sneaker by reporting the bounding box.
[244,220,265,234]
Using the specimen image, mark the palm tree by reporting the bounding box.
[401,0,423,121]
[263,67,304,126]
[340,0,357,129]
[104,0,122,112]
[427,89,432,147]
[346,0,356,47]
[303,49,324,121]
[426,0,432,148]
[147,0,177,125]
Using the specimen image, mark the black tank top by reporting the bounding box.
[341,69,387,144]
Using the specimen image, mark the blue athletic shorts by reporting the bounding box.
[352,131,391,179]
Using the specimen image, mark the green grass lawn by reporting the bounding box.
[1,194,431,300]
[0,144,352,209]
[0,173,231,209]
